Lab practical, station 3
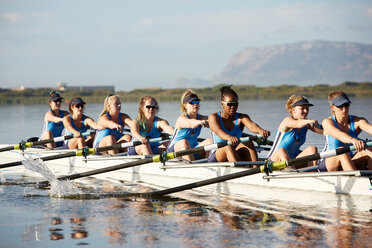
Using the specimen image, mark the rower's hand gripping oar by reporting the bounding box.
[0,135,171,169]
[0,131,95,153]
[144,141,372,197]
[37,135,262,185]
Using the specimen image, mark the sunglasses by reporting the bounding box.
[53,99,62,103]
[336,103,350,108]
[74,104,85,109]
[222,101,239,107]
[189,100,200,105]
[145,105,157,109]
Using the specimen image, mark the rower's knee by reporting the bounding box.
[308,145,318,154]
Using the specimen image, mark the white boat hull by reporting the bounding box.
[1,146,372,211]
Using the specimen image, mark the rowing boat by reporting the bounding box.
[1,144,371,199]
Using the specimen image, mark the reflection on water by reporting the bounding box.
[1,183,372,247]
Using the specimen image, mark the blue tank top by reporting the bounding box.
[93,113,124,147]
[211,112,242,144]
[65,115,88,135]
[168,114,202,149]
[140,117,162,150]
[42,110,65,138]
[267,126,308,159]
[323,115,358,156]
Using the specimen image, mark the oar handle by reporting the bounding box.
[0,131,95,153]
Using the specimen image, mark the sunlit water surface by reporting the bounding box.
[0,99,372,247]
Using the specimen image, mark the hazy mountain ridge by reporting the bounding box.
[216,40,372,86]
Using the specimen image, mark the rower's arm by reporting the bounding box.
[158,119,174,135]
[85,116,100,130]
[241,114,270,138]
[63,116,80,137]
[208,113,238,145]
[128,119,147,143]
[355,117,372,135]
[322,117,353,143]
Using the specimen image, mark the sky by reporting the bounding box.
[1,0,372,91]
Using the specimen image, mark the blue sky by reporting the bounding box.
[1,0,372,91]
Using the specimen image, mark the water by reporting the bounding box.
[0,99,372,247]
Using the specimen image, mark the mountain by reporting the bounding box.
[216,40,372,86]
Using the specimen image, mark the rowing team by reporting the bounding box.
[40,85,372,172]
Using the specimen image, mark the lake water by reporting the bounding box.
[0,99,372,247]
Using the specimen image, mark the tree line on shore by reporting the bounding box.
[0,81,371,104]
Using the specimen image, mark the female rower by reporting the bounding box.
[63,97,99,149]
[267,95,323,168]
[128,96,174,155]
[319,91,372,171]
[208,85,270,163]
[167,90,211,161]
[39,91,69,148]
[92,94,136,154]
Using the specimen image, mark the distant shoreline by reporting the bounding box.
[0,81,371,104]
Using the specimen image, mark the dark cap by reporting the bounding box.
[330,94,351,107]
[49,93,63,102]
[292,99,314,108]
[183,93,201,103]
[71,98,86,106]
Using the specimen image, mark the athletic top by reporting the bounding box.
[167,114,202,150]
[65,115,88,135]
[93,113,124,148]
[267,126,308,160]
[322,115,358,156]
[210,112,242,144]
[139,117,162,152]
[39,110,65,146]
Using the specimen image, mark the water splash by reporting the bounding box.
[22,157,55,181]
[0,171,6,183]
[49,179,82,197]
[21,157,82,197]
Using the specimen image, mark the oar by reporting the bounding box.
[0,135,171,169]
[242,133,273,146]
[146,141,372,197]
[37,136,260,185]
[0,131,95,153]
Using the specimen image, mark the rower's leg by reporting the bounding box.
[174,139,194,161]
[325,153,355,171]
[269,148,289,162]
[99,135,117,154]
[351,147,372,170]
[40,131,56,149]
[135,143,152,155]
[297,145,318,168]
[237,141,257,161]
[215,146,240,162]
[68,137,85,149]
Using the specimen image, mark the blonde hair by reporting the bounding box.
[99,94,120,119]
[136,96,159,127]
[180,89,196,113]
[285,95,308,116]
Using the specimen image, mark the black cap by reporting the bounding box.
[183,94,200,103]
[292,99,314,108]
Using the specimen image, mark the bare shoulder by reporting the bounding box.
[238,113,251,121]
[121,112,131,120]
[353,115,368,122]
[208,112,218,120]
[322,117,334,127]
